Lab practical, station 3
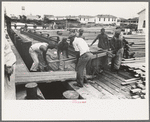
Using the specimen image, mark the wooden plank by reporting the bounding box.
[102,72,131,92]
[95,79,126,99]
[16,71,77,84]
[68,81,99,99]
[121,81,138,85]
[8,31,29,73]
[121,60,145,64]
[97,75,131,99]
[124,78,140,82]
[90,83,116,99]
[122,57,145,61]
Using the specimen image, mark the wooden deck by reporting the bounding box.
[11,29,146,99]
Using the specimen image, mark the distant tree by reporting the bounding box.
[44,16,49,23]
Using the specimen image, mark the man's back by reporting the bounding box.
[73,37,89,56]
[31,43,48,52]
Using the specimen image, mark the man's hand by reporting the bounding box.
[5,65,13,81]
[5,65,13,75]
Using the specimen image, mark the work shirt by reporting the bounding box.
[57,41,68,51]
[110,36,124,53]
[73,37,90,56]
[4,31,16,66]
[95,34,109,50]
[30,42,48,53]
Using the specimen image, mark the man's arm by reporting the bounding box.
[65,42,69,58]
[109,37,116,53]
[106,35,110,50]
[90,35,99,46]
[43,50,48,64]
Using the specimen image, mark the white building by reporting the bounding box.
[95,15,117,25]
[78,15,94,24]
[55,16,66,20]
[116,18,129,26]
[137,9,146,33]
[26,15,41,20]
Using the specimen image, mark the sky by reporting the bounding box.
[2,2,147,19]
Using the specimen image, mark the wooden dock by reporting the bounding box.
[10,29,146,99]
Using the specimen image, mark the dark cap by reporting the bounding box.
[79,29,84,33]
[68,33,76,39]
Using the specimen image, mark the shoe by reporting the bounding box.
[84,77,88,83]
[30,70,38,72]
[73,83,83,87]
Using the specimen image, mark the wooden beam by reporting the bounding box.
[16,71,77,84]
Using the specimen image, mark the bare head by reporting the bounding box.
[79,29,84,34]
[40,45,47,52]
[62,38,67,43]
[114,29,121,38]
[101,28,105,34]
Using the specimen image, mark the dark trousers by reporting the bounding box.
[76,52,93,86]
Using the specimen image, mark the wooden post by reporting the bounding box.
[63,90,79,99]
[25,83,38,99]
[63,61,65,71]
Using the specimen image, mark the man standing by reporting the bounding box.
[90,28,110,71]
[57,38,69,60]
[29,42,52,72]
[110,30,124,73]
[68,34,93,87]
[4,30,16,100]
[57,38,69,70]
[24,24,28,31]
[14,24,17,29]
[90,28,110,50]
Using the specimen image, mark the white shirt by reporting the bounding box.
[31,42,48,52]
[4,31,16,66]
[73,37,90,56]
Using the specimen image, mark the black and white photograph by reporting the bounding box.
[2,1,149,121]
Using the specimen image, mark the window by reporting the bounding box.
[112,18,113,21]
[104,18,105,21]
[84,18,85,21]
[143,20,145,28]
[99,18,101,21]
[114,19,116,21]
[108,18,110,21]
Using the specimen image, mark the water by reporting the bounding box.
[38,82,68,99]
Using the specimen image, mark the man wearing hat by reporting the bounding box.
[90,28,110,72]
[29,42,52,72]
[110,29,124,73]
[68,33,93,87]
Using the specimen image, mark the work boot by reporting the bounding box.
[84,76,88,83]
[73,83,83,88]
